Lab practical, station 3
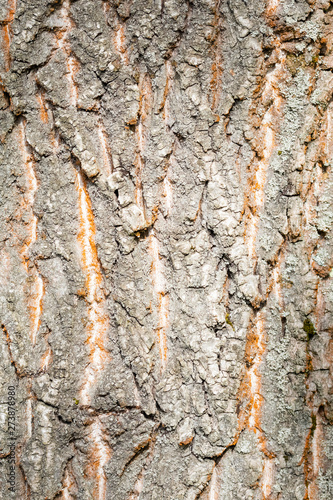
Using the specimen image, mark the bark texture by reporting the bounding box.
[0,0,333,499]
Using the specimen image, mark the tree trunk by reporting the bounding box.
[0,0,333,498]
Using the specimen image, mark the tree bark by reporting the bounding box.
[0,0,333,498]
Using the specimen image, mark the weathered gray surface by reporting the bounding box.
[0,0,333,498]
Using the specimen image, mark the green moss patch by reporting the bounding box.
[303,318,316,341]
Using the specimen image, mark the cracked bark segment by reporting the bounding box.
[18,121,44,347]
[148,231,169,371]
[74,169,110,407]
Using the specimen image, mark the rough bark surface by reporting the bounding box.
[0,0,333,499]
